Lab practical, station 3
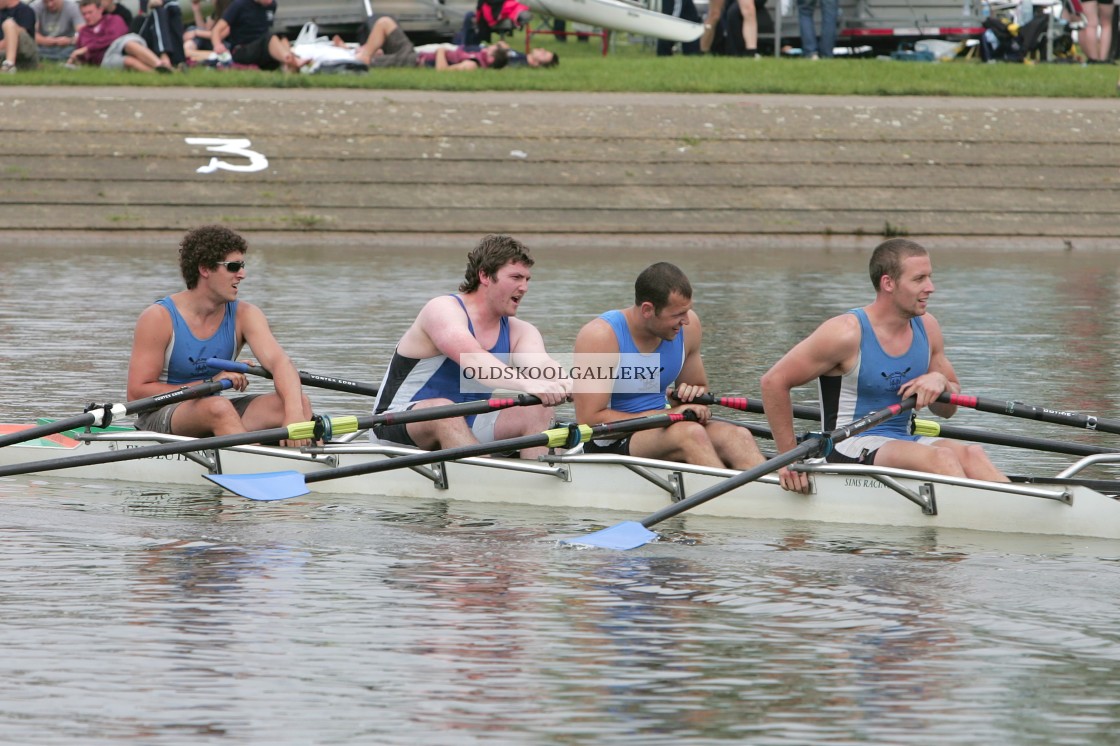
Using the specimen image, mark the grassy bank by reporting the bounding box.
[3,32,1118,97]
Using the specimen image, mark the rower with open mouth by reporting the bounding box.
[371,234,571,460]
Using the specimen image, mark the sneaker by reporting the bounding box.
[1,61,15,74]
[807,52,820,60]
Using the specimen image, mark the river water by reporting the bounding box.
[1,242,1118,745]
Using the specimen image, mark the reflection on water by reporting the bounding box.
[1,245,1120,744]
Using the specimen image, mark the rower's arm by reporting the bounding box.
[916,313,960,418]
[761,314,859,453]
[126,304,182,400]
[671,310,710,402]
[238,302,311,427]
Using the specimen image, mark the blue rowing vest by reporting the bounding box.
[157,296,238,385]
[818,308,929,439]
[599,309,685,413]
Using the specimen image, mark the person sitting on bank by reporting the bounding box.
[0,0,40,74]
[70,0,174,71]
[30,0,82,62]
[210,0,308,72]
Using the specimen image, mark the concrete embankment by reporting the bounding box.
[2,86,1117,251]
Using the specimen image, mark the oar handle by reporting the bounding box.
[207,358,380,397]
[938,392,1120,435]
[687,392,823,422]
[683,392,766,416]
[638,397,916,529]
[0,380,230,450]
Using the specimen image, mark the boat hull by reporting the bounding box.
[2,429,1118,540]
[524,0,703,42]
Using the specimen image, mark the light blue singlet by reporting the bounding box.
[157,296,238,385]
[818,307,929,440]
[599,309,685,413]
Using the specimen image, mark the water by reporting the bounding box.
[1,242,1118,744]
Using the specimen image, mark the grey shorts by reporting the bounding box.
[15,29,39,67]
[134,394,260,433]
[368,26,416,68]
[102,33,147,69]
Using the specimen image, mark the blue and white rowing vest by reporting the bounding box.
[599,309,685,413]
[156,296,238,385]
[375,295,511,414]
[818,308,929,440]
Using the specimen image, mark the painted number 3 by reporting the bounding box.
[185,137,269,174]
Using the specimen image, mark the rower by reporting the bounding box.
[371,234,571,460]
[760,237,1009,494]
[126,225,313,447]
[571,261,765,469]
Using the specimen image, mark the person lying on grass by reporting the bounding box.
[352,15,557,70]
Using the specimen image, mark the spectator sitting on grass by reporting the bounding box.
[0,0,40,73]
[31,0,82,62]
[69,0,175,72]
[210,0,309,72]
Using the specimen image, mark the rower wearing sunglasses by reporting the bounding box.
[126,225,313,447]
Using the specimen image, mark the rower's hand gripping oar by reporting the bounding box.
[562,397,918,551]
[0,394,543,479]
[937,392,1120,436]
[207,358,379,398]
[0,380,232,449]
[206,411,699,502]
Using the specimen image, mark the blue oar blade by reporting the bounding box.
[204,471,309,501]
[560,521,659,550]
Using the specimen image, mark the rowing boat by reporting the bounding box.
[524,0,703,42]
[3,423,1118,540]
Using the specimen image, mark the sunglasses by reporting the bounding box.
[216,261,247,272]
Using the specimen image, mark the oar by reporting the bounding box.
[207,358,379,397]
[911,419,1118,458]
[698,393,1114,458]
[561,397,917,550]
[0,380,231,449]
[937,392,1120,436]
[207,411,697,502]
[0,395,544,479]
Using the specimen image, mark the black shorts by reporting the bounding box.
[371,420,418,447]
[582,435,632,456]
[232,34,280,70]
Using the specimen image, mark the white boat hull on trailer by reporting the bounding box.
[2,428,1118,540]
[524,0,703,42]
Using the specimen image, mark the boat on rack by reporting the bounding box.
[3,422,1119,540]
